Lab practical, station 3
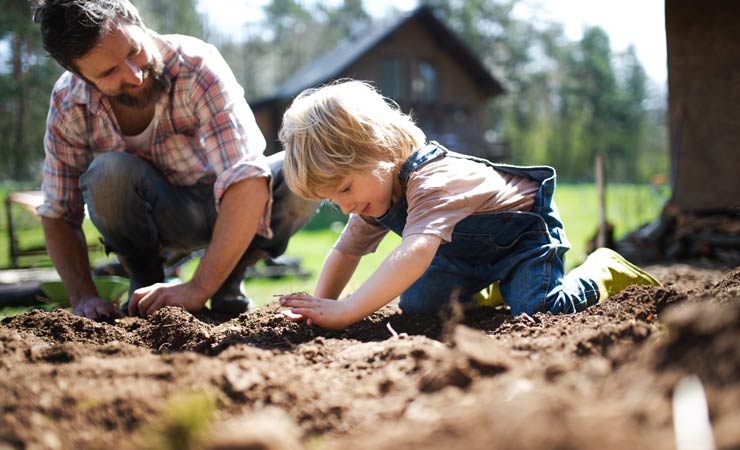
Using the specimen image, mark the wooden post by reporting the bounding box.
[5,195,18,269]
[595,154,607,249]
[5,191,48,269]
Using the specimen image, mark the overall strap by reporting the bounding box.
[397,141,448,185]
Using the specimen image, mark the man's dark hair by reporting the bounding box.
[33,0,144,72]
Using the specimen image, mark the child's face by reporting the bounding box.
[320,168,396,218]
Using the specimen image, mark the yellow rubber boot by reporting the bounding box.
[572,247,661,303]
[474,280,505,307]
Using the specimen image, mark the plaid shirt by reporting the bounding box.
[38,32,272,237]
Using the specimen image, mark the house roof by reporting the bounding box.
[251,5,503,107]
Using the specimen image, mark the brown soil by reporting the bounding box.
[1,263,739,450]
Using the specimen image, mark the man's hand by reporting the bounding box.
[279,292,354,330]
[42,217,123,321]
[72,296,123,321]
[128,280,208,317]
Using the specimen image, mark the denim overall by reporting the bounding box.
[376,142,600,316]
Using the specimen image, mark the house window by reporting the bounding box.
[382,57,405,102]
[411,61,437,102]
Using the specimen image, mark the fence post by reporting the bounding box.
[595,154,607,249]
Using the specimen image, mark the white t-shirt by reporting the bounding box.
[121,113,159,153]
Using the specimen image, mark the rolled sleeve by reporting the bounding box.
[214,157,273,239]
[191,42,272,236]
[37,92,93,226]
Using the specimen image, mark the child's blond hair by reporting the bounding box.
[279,80,426,200]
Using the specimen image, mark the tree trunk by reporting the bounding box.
[11,32,28,180]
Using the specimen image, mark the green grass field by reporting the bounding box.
[1,183,668,310]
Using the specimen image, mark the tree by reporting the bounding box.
[263,0,322,86]
[221,0,372,97]
[422,0,570,168]
[0,0,61,180]
[321,0,372,39]
[616,45,648,181]
[0,0,666,184]
[136,0,204,38]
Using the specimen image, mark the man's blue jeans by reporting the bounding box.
[79,151,318,303]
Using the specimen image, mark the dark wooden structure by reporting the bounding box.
[5,191,46,269]
[250,5,505,160]
[666,0,740,212]
[618,0,740,263]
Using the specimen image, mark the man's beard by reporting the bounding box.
[110,60,166,109]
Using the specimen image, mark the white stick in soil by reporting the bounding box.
[673,374,716,450]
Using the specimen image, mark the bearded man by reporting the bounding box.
[33,0,317,320]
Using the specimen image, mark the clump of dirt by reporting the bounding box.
[709,266,740,301]
[3,309,135,345]
[0,263,738,450]
[657,296,740,385]
[134,307,214,352]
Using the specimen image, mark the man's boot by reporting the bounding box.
[210,151,319,316]
[210,248,265,315]
[118,255,165,314]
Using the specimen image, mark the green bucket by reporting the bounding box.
[39,275,130,306]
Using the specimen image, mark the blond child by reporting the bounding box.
[278,80,659,330]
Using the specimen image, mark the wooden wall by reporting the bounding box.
[251,16,498,158]
[667,0,740,212]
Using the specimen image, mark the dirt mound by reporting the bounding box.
[4,309,135,345]
[709,266,740,300]
[0,263,738,450]
[657,297,740,385]
[134,307,213,352]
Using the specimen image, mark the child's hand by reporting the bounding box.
[279,292,354,330]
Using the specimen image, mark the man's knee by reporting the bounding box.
[271,185,319,243]
[264,151,320,256]
[81,152,149,200]
[80,152,158,232]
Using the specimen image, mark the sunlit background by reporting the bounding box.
[0,0,671,310]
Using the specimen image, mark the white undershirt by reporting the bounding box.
[122,113,159,152]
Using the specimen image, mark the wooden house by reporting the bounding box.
[249,5,505,159]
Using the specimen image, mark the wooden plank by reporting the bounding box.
[8,190,43,215]
[5,191,45,269]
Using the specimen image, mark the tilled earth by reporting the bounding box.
[1,263,739,450]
